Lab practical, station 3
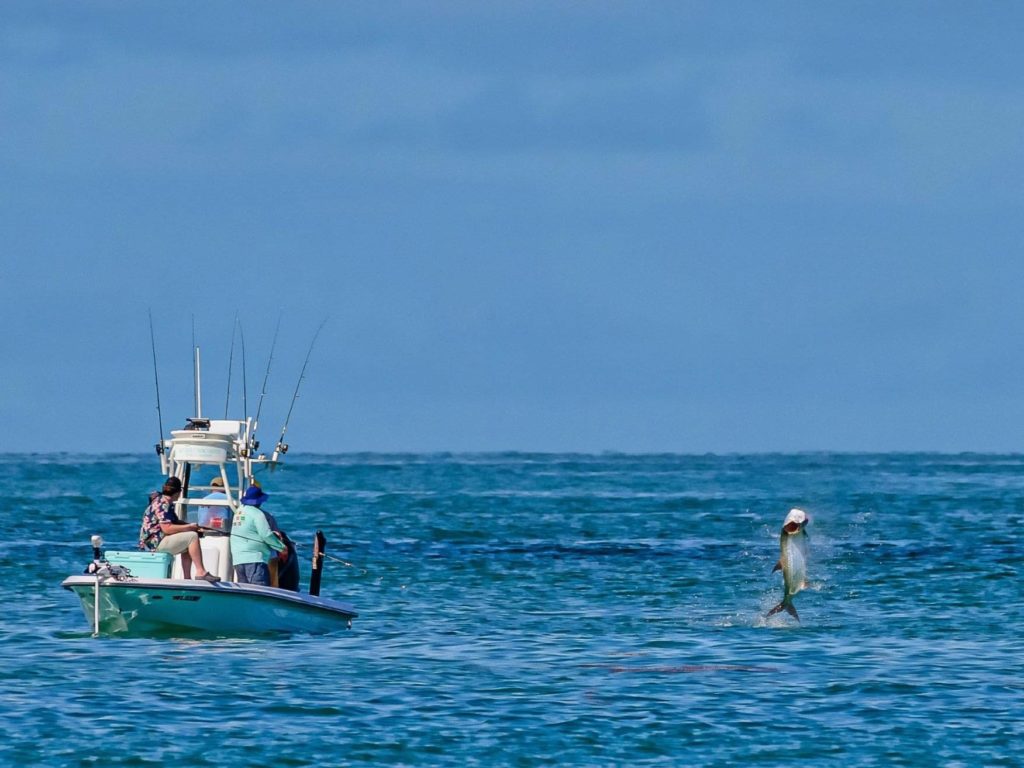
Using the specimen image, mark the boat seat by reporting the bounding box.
[171,535,233,582]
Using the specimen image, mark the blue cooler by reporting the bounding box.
[105,550,173,578]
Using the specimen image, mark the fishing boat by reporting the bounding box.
[62,331,358,636]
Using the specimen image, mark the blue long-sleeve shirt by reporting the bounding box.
[230,504,286,566]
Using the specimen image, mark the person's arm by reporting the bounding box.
[160,521,199,534]
[157,498,198,535]
[252,510,287,552]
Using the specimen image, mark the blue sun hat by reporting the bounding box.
[240,485,269,507]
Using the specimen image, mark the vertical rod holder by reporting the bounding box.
[309,530,326,596]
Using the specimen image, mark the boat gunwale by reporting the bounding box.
[61,575,358,618]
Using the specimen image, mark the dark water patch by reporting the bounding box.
[262,704,350,717]
[583,663,780,674]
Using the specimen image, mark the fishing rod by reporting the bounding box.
[196,526,368,574]
[274,318,327,458]
[251,312,281,447]
[240,324,249,425]
[148,310,165,457]
[319,551,366,573]
[224,315,238,419]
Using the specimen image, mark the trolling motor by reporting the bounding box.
[85,535,106,637]
[83,535,133,637]
[84,534,106,575]
[83,535,131,580]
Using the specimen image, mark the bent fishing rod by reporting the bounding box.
[196,525,368,575]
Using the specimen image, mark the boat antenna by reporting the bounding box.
[191,315,199,417]
[252,311,281,438]
[194,345,203,418]
[148,309,165,455]
[225,315,238,419]
[275,318,327,457]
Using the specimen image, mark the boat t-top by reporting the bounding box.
[62,335,357,636]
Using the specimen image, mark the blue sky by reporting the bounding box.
[3,2,1024,453]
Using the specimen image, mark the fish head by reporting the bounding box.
[782,507,808,535]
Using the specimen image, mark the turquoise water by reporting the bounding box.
[2,453,1022,766]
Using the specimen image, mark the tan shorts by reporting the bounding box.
[157,531,198,555]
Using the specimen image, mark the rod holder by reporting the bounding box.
[309,530,326,596]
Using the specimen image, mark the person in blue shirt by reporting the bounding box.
[198,476,230,531]
[230,484,286,586]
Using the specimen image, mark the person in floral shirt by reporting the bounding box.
[139,476,220,583]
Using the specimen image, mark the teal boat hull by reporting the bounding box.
[62,575,357,636]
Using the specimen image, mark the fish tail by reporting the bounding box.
[766,597,800,622]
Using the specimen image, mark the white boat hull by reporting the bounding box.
[62,575,357,636]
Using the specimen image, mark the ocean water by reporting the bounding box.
[1,452,1021,766]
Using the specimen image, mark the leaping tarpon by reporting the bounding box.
[767,508,809,621]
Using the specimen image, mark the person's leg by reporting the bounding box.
[253,562,270,586]
[234,562,267,585]
[158,532,202,578]
[186,537,211,578]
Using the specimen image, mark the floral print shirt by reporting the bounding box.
[138,492,181,550]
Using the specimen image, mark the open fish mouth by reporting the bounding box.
[782,508,808,534]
